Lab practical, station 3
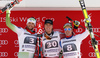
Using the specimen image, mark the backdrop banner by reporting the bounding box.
[0,10,100,58]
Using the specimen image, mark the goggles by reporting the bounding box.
[64,28,71,31]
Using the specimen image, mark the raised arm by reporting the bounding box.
[6,10,17,32]
[77,28,89,42]
[6,10,23,35]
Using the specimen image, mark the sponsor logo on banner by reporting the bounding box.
[14,52,18,57]
[88,40,100,47]
[14,40,19,47]
[0,40,8,47]
[0,52,8,57]
[76,28,83,33]
[0,17,55,22]
[0,28,8,35]
[77,20,100,33]
[92,28,100,33]
[75,27,100,33]
[88,52,96,57]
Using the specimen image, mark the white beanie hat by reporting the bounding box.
[27,17,36,26]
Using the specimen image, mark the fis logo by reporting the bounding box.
[0,40,8,47]
[0,52,8,57]
[79,0,86,10]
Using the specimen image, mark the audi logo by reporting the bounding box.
[0,52,8,57]
[14,40,19,47]
[0,28,8,33]
[76,28,83,33]
[14,40,19,44]
[92,28,100,33]
[14,52,18,57]
[88,52,96,57]
[89,40,100,47]
[98,40,100,45]
[0,40,8,45]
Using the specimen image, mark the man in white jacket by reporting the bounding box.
[60,23,89,58]
[6,10,37,58]
[42,19,63,58]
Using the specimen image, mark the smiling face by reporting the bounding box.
[64,26,73,36]
[27,22,35,30]
[44,23,53,34]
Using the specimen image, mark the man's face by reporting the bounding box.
[64,26,73,36]
[44,23,53,34]
[27,22,35,30]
